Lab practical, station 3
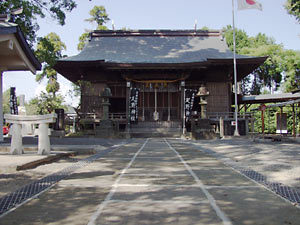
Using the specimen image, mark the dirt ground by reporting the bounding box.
[0,154,88,199]
[192,138,300,191]
[0,138,300,225]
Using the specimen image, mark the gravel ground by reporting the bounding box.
[192,138,300,191]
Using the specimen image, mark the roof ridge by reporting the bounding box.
[91,29,221,38]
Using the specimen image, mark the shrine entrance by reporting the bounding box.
[135,82,181,122]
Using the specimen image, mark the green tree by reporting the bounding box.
[285,0,300,22]
[282,50,300,92]
[240,44,285,94]
[223,25,251,54]
[28,91,65,114]
[223,26,300,95]
[77,5,110,50]
[35,32,66,96]
[2,89,11,114]
[0,0,79,45]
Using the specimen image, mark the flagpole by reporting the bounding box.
[232,0,240,136]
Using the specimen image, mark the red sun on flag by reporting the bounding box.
[246,0,256,5]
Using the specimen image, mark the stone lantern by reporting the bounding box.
[96,87,115,137]
[101,87,112,120]
[196,84,210,119]
[191,84,216,140]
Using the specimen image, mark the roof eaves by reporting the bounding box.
[14,26,41,71]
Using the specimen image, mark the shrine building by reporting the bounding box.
[54,29,266,136]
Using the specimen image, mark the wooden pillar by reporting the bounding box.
[260,104,266,136]
[280,107,283,135]
[292,104,296,138]
[298,104,300,136]
[261,108,265,136]
[0,70,3,142]
[251,114,255,139]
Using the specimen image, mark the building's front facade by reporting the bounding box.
[54,29,266,134]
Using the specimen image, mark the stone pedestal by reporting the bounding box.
[95,87,118,138]
[95,120,115,138]
[191,119,218,140]
[219,117,224,138]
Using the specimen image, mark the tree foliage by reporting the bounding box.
[2,89,11,114]
[223,26,300,95]
[0,0,78,45]
[35,32,66,96]
[28,91,65,114]
[285,0,300,22]
[282,50,300,92]
[77,5,110,51]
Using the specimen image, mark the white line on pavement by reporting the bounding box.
[87,138,149,225]
[164,138,233,225]
[108,200,210,204]
[113,184,198,187]
[204,186,260,189]
[122,174,189,177]
[114,184,260,189]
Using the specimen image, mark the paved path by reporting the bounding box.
[1,138,300,225]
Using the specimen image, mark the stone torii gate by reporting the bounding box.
[4,114,57,155]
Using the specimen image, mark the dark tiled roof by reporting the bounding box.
[0,20,41,71]
[61,30,251,64]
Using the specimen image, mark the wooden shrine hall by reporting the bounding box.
[54,29,266,136]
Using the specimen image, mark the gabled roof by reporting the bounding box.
[0,16,41,73]
[61,29,255,64]
[55,29,267,83]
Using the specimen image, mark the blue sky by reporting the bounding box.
[3,0,300,106]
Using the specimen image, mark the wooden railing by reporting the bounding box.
[207,112,252,120]
[109,113,126,121]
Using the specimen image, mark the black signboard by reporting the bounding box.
[10,87,18,115]
[130,88,139,123]
[185,89,197,122]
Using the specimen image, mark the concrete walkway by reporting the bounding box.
[0,138,300,224]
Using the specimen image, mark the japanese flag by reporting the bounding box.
[237,0,262,11]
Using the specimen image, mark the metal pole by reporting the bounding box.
[232,0,240,136]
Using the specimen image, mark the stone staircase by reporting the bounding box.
[130,121,182,138]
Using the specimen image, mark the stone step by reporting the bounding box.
[131,121,182,129]
[130,131,181,138]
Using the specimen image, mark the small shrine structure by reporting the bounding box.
[0,14,41,141]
